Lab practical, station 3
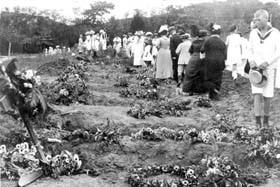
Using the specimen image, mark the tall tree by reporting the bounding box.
[130,10,145,32]
[81,1,114,26]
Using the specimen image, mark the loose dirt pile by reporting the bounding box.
[37,58,71,76]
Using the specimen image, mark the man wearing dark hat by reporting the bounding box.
[169,26,182,83]
[248,9,280,128]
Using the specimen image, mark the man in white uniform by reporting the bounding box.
[248,9,280,128]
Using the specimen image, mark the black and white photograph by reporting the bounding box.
[1,0,280,186]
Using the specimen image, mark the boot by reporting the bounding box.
[263,116,269,127]
[255,116,262,129]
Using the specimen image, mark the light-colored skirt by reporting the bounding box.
[156,48,173,79]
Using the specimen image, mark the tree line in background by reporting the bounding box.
[1,0,280,55]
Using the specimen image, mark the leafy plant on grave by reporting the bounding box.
[39,60,91,105]
[114,75,129,87]
[127,100,192,119]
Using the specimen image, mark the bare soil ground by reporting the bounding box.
[1,54,280,187]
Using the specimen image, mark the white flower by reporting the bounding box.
[213,24,221,30]
[23,83,33,88]
[46,154,52,163]
[59,88,69,96]
[0,145,6,154]
[276,154,280,159]
[25,70,35,79]
[215,114,221,120]
[77,160,82,169]
[34,75,41,85]
[187,169,194,175]
[73,154,79,161]
[206,167,221,176]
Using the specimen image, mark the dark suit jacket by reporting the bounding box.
[170,34,182,58]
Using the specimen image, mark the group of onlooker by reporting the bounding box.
[73,9,280,129]
[44,45,71,56]
[77,29,107,56]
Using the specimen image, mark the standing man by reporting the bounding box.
[248,9,280,128]
[169,26,182,84]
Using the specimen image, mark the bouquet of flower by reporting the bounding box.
[0,143,84,180]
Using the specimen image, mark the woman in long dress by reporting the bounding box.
[155,29,173,79]
[132,32,144,67]
[201,24,227,100]
[225,25,242,80]
[182,30,208,94]
[78,34,84,54]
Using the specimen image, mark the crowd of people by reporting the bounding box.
[44,45,72,56]
[77,29,107,57]
[72,9,280,129]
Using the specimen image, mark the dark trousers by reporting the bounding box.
[172,57,178,82]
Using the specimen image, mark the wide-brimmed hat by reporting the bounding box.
[212,24,221,31]
[135,31,141,36]
[198,30,208,37]
[158,25,168,33]
[145,32,153,36]
[181,33,190,39]
[135,31,144,36]
[249,69,268,88]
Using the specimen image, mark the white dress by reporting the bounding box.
[225,33,242,70]
[113,37,122,54]
[132,37,144,66]
[176,40,192,65]
[85,35,92,51]
[237,37,249,76]
[94,35,100,51]
[100,33,107,50]
[142,45,157,64]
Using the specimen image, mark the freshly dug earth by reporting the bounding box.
[1,55,280,187]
